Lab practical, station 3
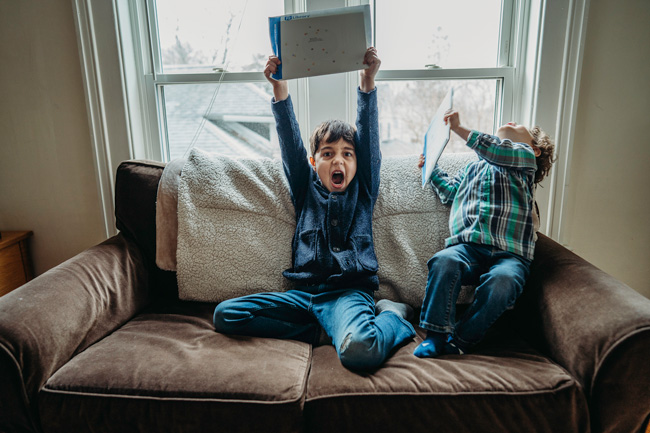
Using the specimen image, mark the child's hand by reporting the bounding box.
[443,110,461,130]
[264,55,289,101]
[418,154,425,168]
[444,109,472,141]
[360,47,380,93]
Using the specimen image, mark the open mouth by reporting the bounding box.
[331,171,345,188]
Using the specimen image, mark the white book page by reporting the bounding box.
[422,88,454,188]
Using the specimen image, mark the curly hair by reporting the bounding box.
[530,126,556,184]
[309,120,356,157]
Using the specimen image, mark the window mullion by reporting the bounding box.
[377,67,514,81]
[150,83,166,161]
[287,0,304,13]
[154,72,266,84]
[144,0,163,76]
[499,66,515,127]
[121,0,162,161]
[498,0,517,67]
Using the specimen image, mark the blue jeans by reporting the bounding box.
[420,243,531,350]
[213,287,415,371]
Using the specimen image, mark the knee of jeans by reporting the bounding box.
[482,275,524,305]
[338,332,384,371]
[494,269,525,293]
[213,301,240,332]
[212,304,227,332]
[428,249,462,272]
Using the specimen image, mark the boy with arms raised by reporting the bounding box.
[213,48,415,371]
[415,110,555,358]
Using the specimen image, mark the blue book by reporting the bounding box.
[269,5,371,80]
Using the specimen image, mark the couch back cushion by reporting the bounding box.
[116,160,166,262]
[172,148,475,308]
[116,160,180,299]
[176,150,297,301]
[373,153,473,306]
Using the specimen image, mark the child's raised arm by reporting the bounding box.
[264,56,289,101]
[360,47,380,93]
[444,110,472,142]
[355,47,381,196]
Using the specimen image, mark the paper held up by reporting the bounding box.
[269,5,371,80]
[422,88,454,188]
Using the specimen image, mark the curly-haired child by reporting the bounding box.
[415,110,555,357]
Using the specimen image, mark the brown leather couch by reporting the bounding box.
[1,159,649,433]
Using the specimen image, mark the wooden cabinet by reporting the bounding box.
[0,231,34,296]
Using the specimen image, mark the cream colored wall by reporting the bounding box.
[0,0,106,276]
[567,0,650,297]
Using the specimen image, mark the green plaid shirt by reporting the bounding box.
[428,131,538,260]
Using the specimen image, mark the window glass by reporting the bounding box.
[162,82,278,160]
[377,80,498,156]
[152,0,504,162]
[155,0,284,73]
[373,0,502,70]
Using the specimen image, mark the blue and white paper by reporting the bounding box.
[422,88,454,188]
[269,5,371,80]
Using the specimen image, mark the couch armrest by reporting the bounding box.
[0,234,151,432]
[515,234,650,433]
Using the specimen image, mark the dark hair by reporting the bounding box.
[531,126,556,183]
[309,120,356,156]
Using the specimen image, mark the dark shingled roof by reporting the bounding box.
[163,82,275,160]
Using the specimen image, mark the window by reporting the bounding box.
[155,0,278,74]
[79,0,588,238]
[377,79,498,155]
[375,1,503,70]
[146,0,287,161]
[138,0,515,161]
[372,0,512,156]
[161,82,279,160]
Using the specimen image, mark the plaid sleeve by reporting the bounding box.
[429,165,466,205]
[467,131,537,171]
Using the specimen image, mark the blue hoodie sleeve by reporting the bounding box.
[355,87,381,199]
[271,95,312,209]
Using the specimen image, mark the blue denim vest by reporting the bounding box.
[271,89,380,291]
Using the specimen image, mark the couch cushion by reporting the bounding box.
[176,149,297,302]
[372,153,476,306]
[155,158,184,271]
[38,302,311,433]
[174,148,476,307]
[304,325,589,433]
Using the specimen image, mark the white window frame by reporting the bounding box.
[74,0,590,243]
